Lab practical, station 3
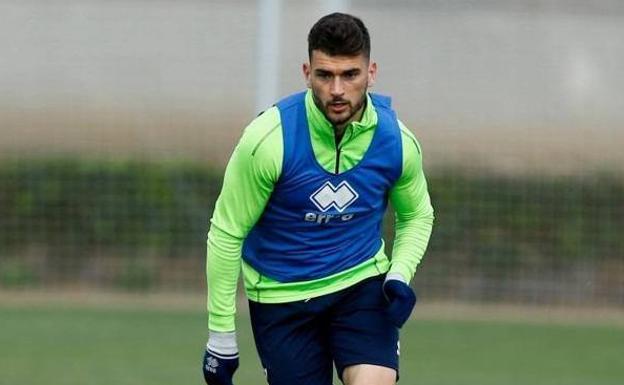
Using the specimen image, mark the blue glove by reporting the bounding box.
[202,349,239,385]
[383,276,417,328]
[202,332,239,385]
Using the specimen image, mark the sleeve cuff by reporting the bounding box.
[385,272,408,284]
[207,330,238,355]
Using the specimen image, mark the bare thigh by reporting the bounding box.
[342,364,396,385]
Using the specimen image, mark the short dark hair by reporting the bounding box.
[308,13,370,60]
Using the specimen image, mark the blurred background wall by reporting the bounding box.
[1,0,622,306]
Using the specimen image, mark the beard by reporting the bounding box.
[312,90,368,128]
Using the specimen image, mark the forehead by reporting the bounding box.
[309,50,368,71]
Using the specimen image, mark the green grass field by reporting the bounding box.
[1,303,622,385]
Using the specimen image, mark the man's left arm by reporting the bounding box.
[382,122,434,328]
[388,121,435,284]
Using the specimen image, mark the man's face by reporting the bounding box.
[303,50,377,129]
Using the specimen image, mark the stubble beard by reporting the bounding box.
[312,89,368,129]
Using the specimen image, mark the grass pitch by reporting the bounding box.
[0,301,622,385]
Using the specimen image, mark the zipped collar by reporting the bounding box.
[304,89,378,147]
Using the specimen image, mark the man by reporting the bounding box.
[203,12,434,385]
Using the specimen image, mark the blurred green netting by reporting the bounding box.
[1,159,622,304]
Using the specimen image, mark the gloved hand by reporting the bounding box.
[202,331,239,385]
[383,274,417,328]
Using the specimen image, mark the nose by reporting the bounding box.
[330,77,345,97]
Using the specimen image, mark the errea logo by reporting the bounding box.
[305,181,358,224]
[310,181,359,213]
[205,356,219,374]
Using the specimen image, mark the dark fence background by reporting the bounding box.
[2,159,622,306]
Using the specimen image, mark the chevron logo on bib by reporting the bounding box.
[310,181,359,213]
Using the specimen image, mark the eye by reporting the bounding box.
[344,71,359,80]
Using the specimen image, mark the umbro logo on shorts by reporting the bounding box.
[309,181,359,213]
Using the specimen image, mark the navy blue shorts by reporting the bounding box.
[248,275,399,385]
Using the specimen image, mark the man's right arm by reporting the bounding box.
[207,107,283,332]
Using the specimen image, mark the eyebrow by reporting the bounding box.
[314,68,361,76]
[314,69,332,75]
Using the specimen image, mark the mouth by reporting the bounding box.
[328,101,349,113]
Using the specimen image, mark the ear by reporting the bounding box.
[367,61,378,88]
[302,62,311,88]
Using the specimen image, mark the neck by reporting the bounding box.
[333,97,366,142]
[334,126,346,146]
